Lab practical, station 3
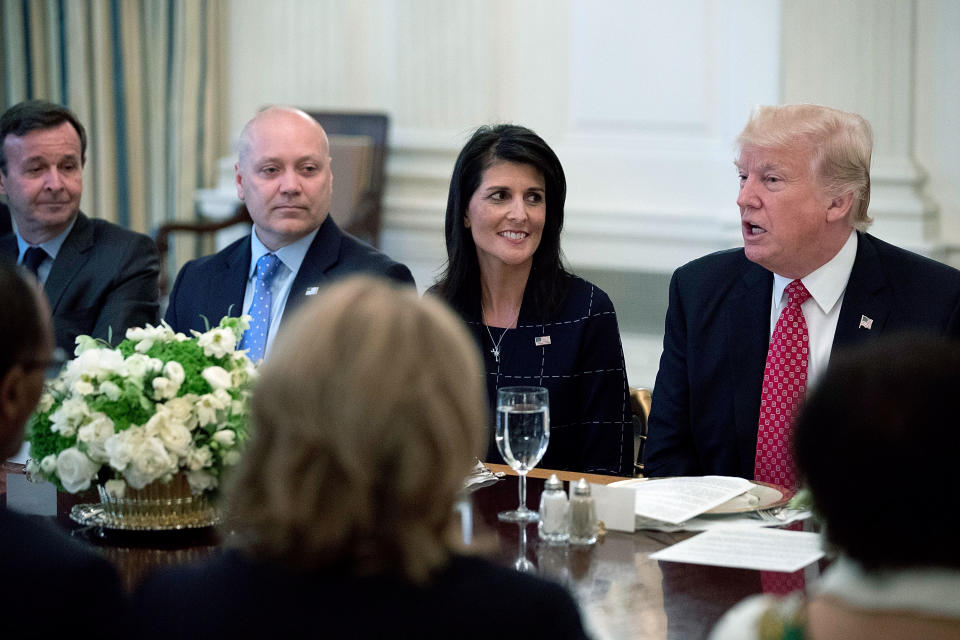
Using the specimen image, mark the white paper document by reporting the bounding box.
[650,528,824,573]
[628,476,754,525]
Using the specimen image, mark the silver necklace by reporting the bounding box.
[485,324,508,363]
[481,301,518,363]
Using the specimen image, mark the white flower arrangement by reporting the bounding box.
[26,316,256,496]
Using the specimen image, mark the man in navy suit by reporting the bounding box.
[164,107,414,358]
[644,104,960,479]
[0,101,160,353]
[0,262,126,632]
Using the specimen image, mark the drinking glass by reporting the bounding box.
[495,386,550,523]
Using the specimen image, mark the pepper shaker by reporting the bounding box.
[569,478,597,545]
[538,474,569,543]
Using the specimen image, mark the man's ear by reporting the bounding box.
[826,191,855,223]
[235,163,245,201]
[0,366,25,425]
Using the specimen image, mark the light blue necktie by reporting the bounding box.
[239,253,282,362]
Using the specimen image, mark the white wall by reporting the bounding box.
[222,0,960,386]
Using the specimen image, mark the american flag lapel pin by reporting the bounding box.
[305,286,320,296]
[535,336,551,346]
[858,314,873,330]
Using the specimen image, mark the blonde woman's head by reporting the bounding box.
[225,276,487,583]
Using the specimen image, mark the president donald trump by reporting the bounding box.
[643,104,960,484]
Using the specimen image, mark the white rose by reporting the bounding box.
[212,429,236,447]
[40,454,57,474]
[186,445,213,471]
[103,479,127,498]
[56,447,98,493]
[197,327,236,359]
[74,335,100,355]
[50,397,90,438]
[196,392,228,427]
[202,366,232,391]
[123,436,176,489]
[98,380,122,401]
[163,361,185,387]
[165,395,198,431]
[73,379,95,395]
[186,470,218,494]
[37,392,55,413]
[76,412,116,463]
[126,323,177,353]
[145,412,192,458]
[222,450,241,466]
[152,376,179,400]
[25,458,40,477]
[124,353,152,380]
[105,431,136,471]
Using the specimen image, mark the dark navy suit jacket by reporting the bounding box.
[0,508,128,636]
[643,232,960,478]
[164,215,414,334]
[0,212,160,352]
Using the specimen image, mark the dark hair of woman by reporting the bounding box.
[433,124,570,320]
[793,333,960,572]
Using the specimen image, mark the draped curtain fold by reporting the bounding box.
[0,0,227,240]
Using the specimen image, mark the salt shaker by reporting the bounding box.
[568,478,597,545]
[538,474,569,543]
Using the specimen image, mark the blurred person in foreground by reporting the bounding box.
[431,124,632,476]
[0,100,160,352]
[165,107,414,362]
[135,276,589,639]
[644,104,960,485]
[710,334,960,640]
[0,261,126,633]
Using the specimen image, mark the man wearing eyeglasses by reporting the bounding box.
[0,262,126,632]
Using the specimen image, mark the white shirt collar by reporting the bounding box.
[247,226,319,281]
[818,555,960,618]
[772,230,858,313]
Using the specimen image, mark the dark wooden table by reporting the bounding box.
[3,463,771,640]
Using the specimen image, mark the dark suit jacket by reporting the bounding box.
[0,201,11,237]
[643,232,960,478]
[0,508,128,637]
[133,550,588,639]
[0,212,160,352]
[164,215,415,334]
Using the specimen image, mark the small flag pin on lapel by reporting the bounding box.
[535,336,552,346]
[858,314,873,330]
[305,286,320,296]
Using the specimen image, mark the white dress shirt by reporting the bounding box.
[769,230,858,391]
[242,226,319,358]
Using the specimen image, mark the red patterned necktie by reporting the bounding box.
[755,279,810,488]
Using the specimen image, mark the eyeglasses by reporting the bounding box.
[22,348,68,380]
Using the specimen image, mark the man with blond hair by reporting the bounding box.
[644,104,960,481]
[165,107,414,360]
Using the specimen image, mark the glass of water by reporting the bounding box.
[495,386,550,523]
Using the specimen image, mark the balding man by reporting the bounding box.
[164,107,415,360]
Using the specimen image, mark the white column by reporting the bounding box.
[781,0,939,252]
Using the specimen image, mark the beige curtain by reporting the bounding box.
[1,0,228,239]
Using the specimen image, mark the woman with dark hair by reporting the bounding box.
[711,334,960,639]
[432,124,632,476]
